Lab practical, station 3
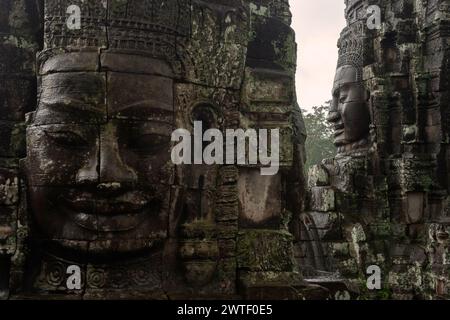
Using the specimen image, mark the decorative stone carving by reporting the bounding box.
[328,21,371,155]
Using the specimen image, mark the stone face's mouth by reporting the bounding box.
[334,121,344,130]
[333,129,347,146]
[64,197,148,215]
[332,120,346,145]
[66,209,148,232]
[334,129,345,137]
[59,192,153,232]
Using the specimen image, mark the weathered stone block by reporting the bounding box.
[308,164,330,188]
[405,192,426,224]
[247,14,296,72]
[238,169,282,227]
[242,68,294,106]
[237,229,295,272]
[310,187,335,212]
[0,168,18,206]
[239,271,329,300]
[300,211,342,241]
[368,222,392,239]
[329,242,351,258]
[335,258,360,277]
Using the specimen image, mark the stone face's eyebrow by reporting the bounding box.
[39,73,106,111]
[332,86,340,96]
[100,53,173,77]
[106,72,173,108]
[38,100,106,115]
[33,99,107,126]
[333,80,358,96]
[112,100,173,115]
[39,52,100,75]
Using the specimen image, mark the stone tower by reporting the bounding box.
[304,0,450,299]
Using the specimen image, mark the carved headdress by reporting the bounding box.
[336,21,365,81]
[41,0,191,72]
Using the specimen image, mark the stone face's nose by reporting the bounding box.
[76,150,99,184]
[99,123,138,186]
[327,97,341,124]
[75,124,139,187]
[327,110,341,124]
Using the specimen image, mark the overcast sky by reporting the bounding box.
[290,0,346,112]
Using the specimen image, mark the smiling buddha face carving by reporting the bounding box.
[22,0,192,257]
[25,52,177,255]
[4,0,309,299]
[327,24,371,154]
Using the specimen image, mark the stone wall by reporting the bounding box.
[0,0,42,298]
[304,0,450,300]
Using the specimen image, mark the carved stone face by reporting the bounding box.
[25,52,178,255]
[328,65,370,148]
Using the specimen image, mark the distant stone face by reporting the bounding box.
[328,21,371,154]
[329,65,370,151]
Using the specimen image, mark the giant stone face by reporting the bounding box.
[25,52,178,255]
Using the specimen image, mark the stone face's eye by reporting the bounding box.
[129,134,169,155]
[44,130,89,149]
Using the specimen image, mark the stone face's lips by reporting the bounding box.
[334,129,345,137]
[334,122,344,131]
[67,209,147,232]
[59,192,152,232]
[333,131,347,146]
[332,120,346,144]
[63,197,148,215]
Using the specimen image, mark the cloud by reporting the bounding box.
[291,0,346,111]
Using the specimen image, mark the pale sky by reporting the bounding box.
[290,0,347,111]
